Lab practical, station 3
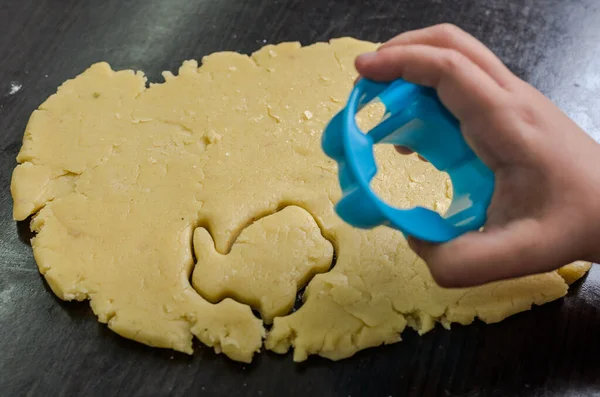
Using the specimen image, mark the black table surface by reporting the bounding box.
[2,0,600,396]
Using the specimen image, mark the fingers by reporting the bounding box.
[355,44,507,122]
[379,24,515,88]
[408,218,575,288]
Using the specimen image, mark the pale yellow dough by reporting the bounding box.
[192,205,333,323]
[11,38,590,363]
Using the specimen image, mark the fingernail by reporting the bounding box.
[357,52,378,63]
[394,145,414,155]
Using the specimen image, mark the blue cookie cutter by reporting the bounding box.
[321,78,495,243]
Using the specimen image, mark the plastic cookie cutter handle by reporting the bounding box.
[321,78,495,243]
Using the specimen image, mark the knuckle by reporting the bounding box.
[506,101,544,152]
[440,49,468,73]
[514,101,539,127]
[432,23,464,39]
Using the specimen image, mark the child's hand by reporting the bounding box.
[355,24,600,288]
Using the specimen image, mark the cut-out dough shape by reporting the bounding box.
[11,38,591,363]
[192,205,333,323]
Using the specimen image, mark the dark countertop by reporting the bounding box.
[2,0,600,396]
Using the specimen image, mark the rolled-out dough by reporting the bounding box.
[11,38,590,363]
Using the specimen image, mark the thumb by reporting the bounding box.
[407,218,575,288]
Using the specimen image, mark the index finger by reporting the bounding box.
[355,44,508,123]
[379,24,515,88]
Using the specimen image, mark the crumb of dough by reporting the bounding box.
[11,38,589,363]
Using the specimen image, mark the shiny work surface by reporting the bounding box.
[1,0,600,396]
